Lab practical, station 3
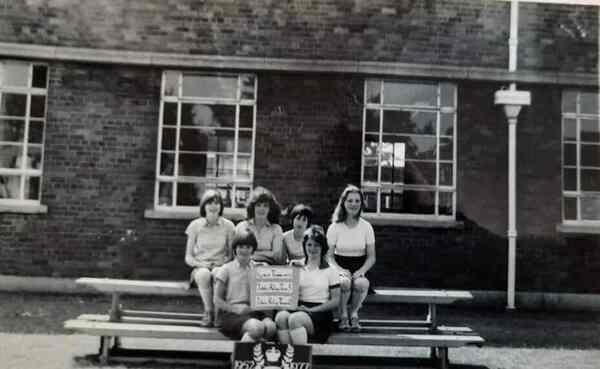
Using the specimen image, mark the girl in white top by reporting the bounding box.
[275,226,340,344]
[282,204,314,264]
[326,185,376,332]
[185,189,235,327]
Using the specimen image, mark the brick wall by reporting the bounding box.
[0,1,596,73]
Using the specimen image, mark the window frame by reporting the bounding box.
[0,60,48,208]
[561,90,600,225]
[361,79,457,221]
[153,71,257,212]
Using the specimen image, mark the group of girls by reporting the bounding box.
[184,184,376,345]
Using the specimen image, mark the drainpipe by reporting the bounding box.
[494,0,530,310]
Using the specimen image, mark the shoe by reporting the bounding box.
[199,311,213,327]
[338,316,350,332]
[350,315,361,332]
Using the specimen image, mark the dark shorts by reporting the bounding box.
[297,301,334,344]
[334,254,374,295]
[219,310,267,340]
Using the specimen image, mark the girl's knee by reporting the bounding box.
[193,268,212,287]
[242,319,265,340]
[288,312,311,330]
[339,277,352,291]
[275,311,291,329]
[353,277,370,292]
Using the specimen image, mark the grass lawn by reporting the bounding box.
[1,291,599,369]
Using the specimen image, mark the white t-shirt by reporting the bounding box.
[299,265,340,303]
[326,218,375,257]
[282,230,305,262]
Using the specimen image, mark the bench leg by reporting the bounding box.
[99,336,111,364]
[430,347,438,360]
[438,347,449,369]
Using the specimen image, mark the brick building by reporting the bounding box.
[0,1,598,299]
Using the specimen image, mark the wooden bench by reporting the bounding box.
[64,277,484,369]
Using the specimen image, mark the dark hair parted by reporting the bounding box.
[289,203,314,226]
[302,225,329,269]
[199,189,224,217]
[246,186,281,225]
[231,227,258,255]
[331,184,365,223]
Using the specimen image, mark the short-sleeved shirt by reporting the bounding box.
[214,259,254,305]
[326,218,375,257]
[282,230,305,262]
[235,219,284,264]
[299,265,340,304]
[186,217,235,267]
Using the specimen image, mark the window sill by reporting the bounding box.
[362,213,463,228]
[144,207,246,221]
[556,223,600,235]
[0,203,48,214]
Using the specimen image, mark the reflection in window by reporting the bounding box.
[0,61,47,202]
[156,72,256,209]
[562,91,600,223]
[362,79,456,217]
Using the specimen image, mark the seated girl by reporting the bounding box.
[275,226,340,344]
[282,204,314,265]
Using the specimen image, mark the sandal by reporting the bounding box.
[350,315,361,332]
[338,316,350,332]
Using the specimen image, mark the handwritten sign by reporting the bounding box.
[250,266,299,310]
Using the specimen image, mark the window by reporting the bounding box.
[0,61,48,204]
[361,80,457,219]
[562,90,600,223]
[154,71,256,210]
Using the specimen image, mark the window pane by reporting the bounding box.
[439,192,453,215]
[179,128,235,152]
[581,169,600,191]
[380,189,404,213]
[160,153,175,175]
[182,74,236,99]
[580,92,598,115]
[32,65,48,88]
[404,161,436,185]
[563,118,576,140]
[1,63,28,87]
[235,186,251,208]
[215,184,233,208]
[181,104,235,128]
[176,182,204,206]
[563,143,576,166]
[366,80,381,104]
[581,195,600,221]
[404,136,436,160]
[158,182,173,205]
[380,142,404,184]
[161,127,176,150]
[562,91,577,113]
[383,110,436,135]
[162,103,177,126]
[25,176,40,200]
[30,95,46,118]
[439,163,453,186]
[440,112,454,136]
[164,71,178,96]
[365,109,379,132]
[1,93,27,116]
[240,75,255,100]
[581,118,599,142]
[439,138,453,160]
[28,121,44,143]
[384,82,437,106]
[237,156,252,180]
[0,175,20,199]
[563,168,577,191]
[0,119,25,142]
[239,130,252,153]
[581,144,600,167]
[363,137,379,182]
[179,153,209,177]
[209,154,234,178]
[0,145,22,168]
[381,189,435,214]
[364,190,377,212]
[563,197,577,220]
[239,106,254,128]
[440,84,455,108]
[27,146,42,169]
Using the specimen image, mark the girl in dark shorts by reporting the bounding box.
[275,226,341,344]
[214,227,276,341]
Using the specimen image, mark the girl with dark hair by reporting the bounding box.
[235,186,285,265]
[274,225,341,344]
[214,227,277,342]
[326,185,376,332]
[184,189,235,327]
[282,203,314,264]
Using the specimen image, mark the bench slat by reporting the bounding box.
[122,310,204,321]
[328,332,484,347]
[77,314,207,327]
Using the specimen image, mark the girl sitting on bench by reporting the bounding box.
[214,227,277,342]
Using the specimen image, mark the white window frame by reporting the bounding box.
[561,90,600,225]
[0,60,48,208]
[153,71,257,212]
[361,79,457,221]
